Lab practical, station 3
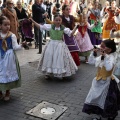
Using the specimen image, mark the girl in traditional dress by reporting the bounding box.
[82,39,120,120]
[102,0,120,39]
[75,13,94,63]
[61,5,80,66]
[87,1,102,45]
[45,5,81,66]
[0,16,23,101]
[30,15,78,79]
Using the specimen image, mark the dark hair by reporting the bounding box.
[29,0,32,4]
[53,14,62,20]
[102,39,116,53]
[62,4,68,11]
[0,16,9,25]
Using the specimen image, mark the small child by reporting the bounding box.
[30,14,78,79]
[0,16,24,101]
[82,39,120,120]
[75,13,95,63]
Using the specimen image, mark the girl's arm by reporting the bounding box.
[64,25,78,37]
[30,18,51,31]
[12,34,22,50]
[45,18,53,24]
[30,18,40,29]
[87,10,91,17]
[114,14,120,24]
[71,25,78,36]
[87,22,95,29]
[74,17,80,22]
[104,54,115,71]
[100,7,105,17]
[110,29,120,38]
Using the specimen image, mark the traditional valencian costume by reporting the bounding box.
[102,7,120,39]
[75,22,94,58]
[0,32,21,91]
[88,7,102,45]
[38,24,78,77]
[61,14,80,66]
[46,15,80,66]
[82,51,120,119]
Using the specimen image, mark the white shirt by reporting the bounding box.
[114,14,120,24]
[39,24,72,37]
[41,3,46,11]
[65,17,70,22]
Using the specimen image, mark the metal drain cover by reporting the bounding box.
[26,101,68,120]
[41,107,56,115]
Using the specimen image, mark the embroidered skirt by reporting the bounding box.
[38,40,78,77]
[0,50,21,91]
[75,31,93,57]
[82,78,120,118]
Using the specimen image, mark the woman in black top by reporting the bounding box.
[14,1,28,20]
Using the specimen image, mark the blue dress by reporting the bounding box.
[0,34,21,91]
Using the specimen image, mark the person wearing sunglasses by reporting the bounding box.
[2,0,19,43]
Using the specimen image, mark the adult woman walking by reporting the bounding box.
[2,0,19,43]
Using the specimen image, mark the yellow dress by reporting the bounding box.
[102,9,120,39]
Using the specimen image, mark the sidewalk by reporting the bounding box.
[16,45,42,66]
[0,43,120,120]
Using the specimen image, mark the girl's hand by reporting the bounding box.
[29,18,33,22]
[100,49,106,56]
[114,11,119,16]
[94,21,98,26]
[93,48,98,53]
[111,28,116,32]
[100,50,106,60]
[21,41,26,47]
[21,42,29,50]
[43,12,48,18]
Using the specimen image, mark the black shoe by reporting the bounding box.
[108,117,116,120]
[42,43,45,45]
[43,40,46,42]
[28,42,32,46]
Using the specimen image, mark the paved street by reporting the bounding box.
[0,44,120,120]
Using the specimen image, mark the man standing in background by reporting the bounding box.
[32,0,46,50]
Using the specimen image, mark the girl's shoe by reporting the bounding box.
[85,60,89,63]
[4,90,10,101]
[4,96,10,101]
[108,117,116,120]
[45,75,50,80]
[0,93,3,100]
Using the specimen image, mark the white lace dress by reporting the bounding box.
[38,24,78,77]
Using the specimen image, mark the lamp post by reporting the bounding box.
[55,0,60,14]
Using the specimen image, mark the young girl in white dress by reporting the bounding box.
[0,16,24,101]
[82,39,120,120]
[30,15,78,79]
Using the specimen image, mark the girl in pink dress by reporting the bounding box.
[75,14,96,63]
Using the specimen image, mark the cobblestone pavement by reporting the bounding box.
[0,44,120,120]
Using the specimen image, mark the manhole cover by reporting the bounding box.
[26,101,67,120]
[41,107,56,115]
